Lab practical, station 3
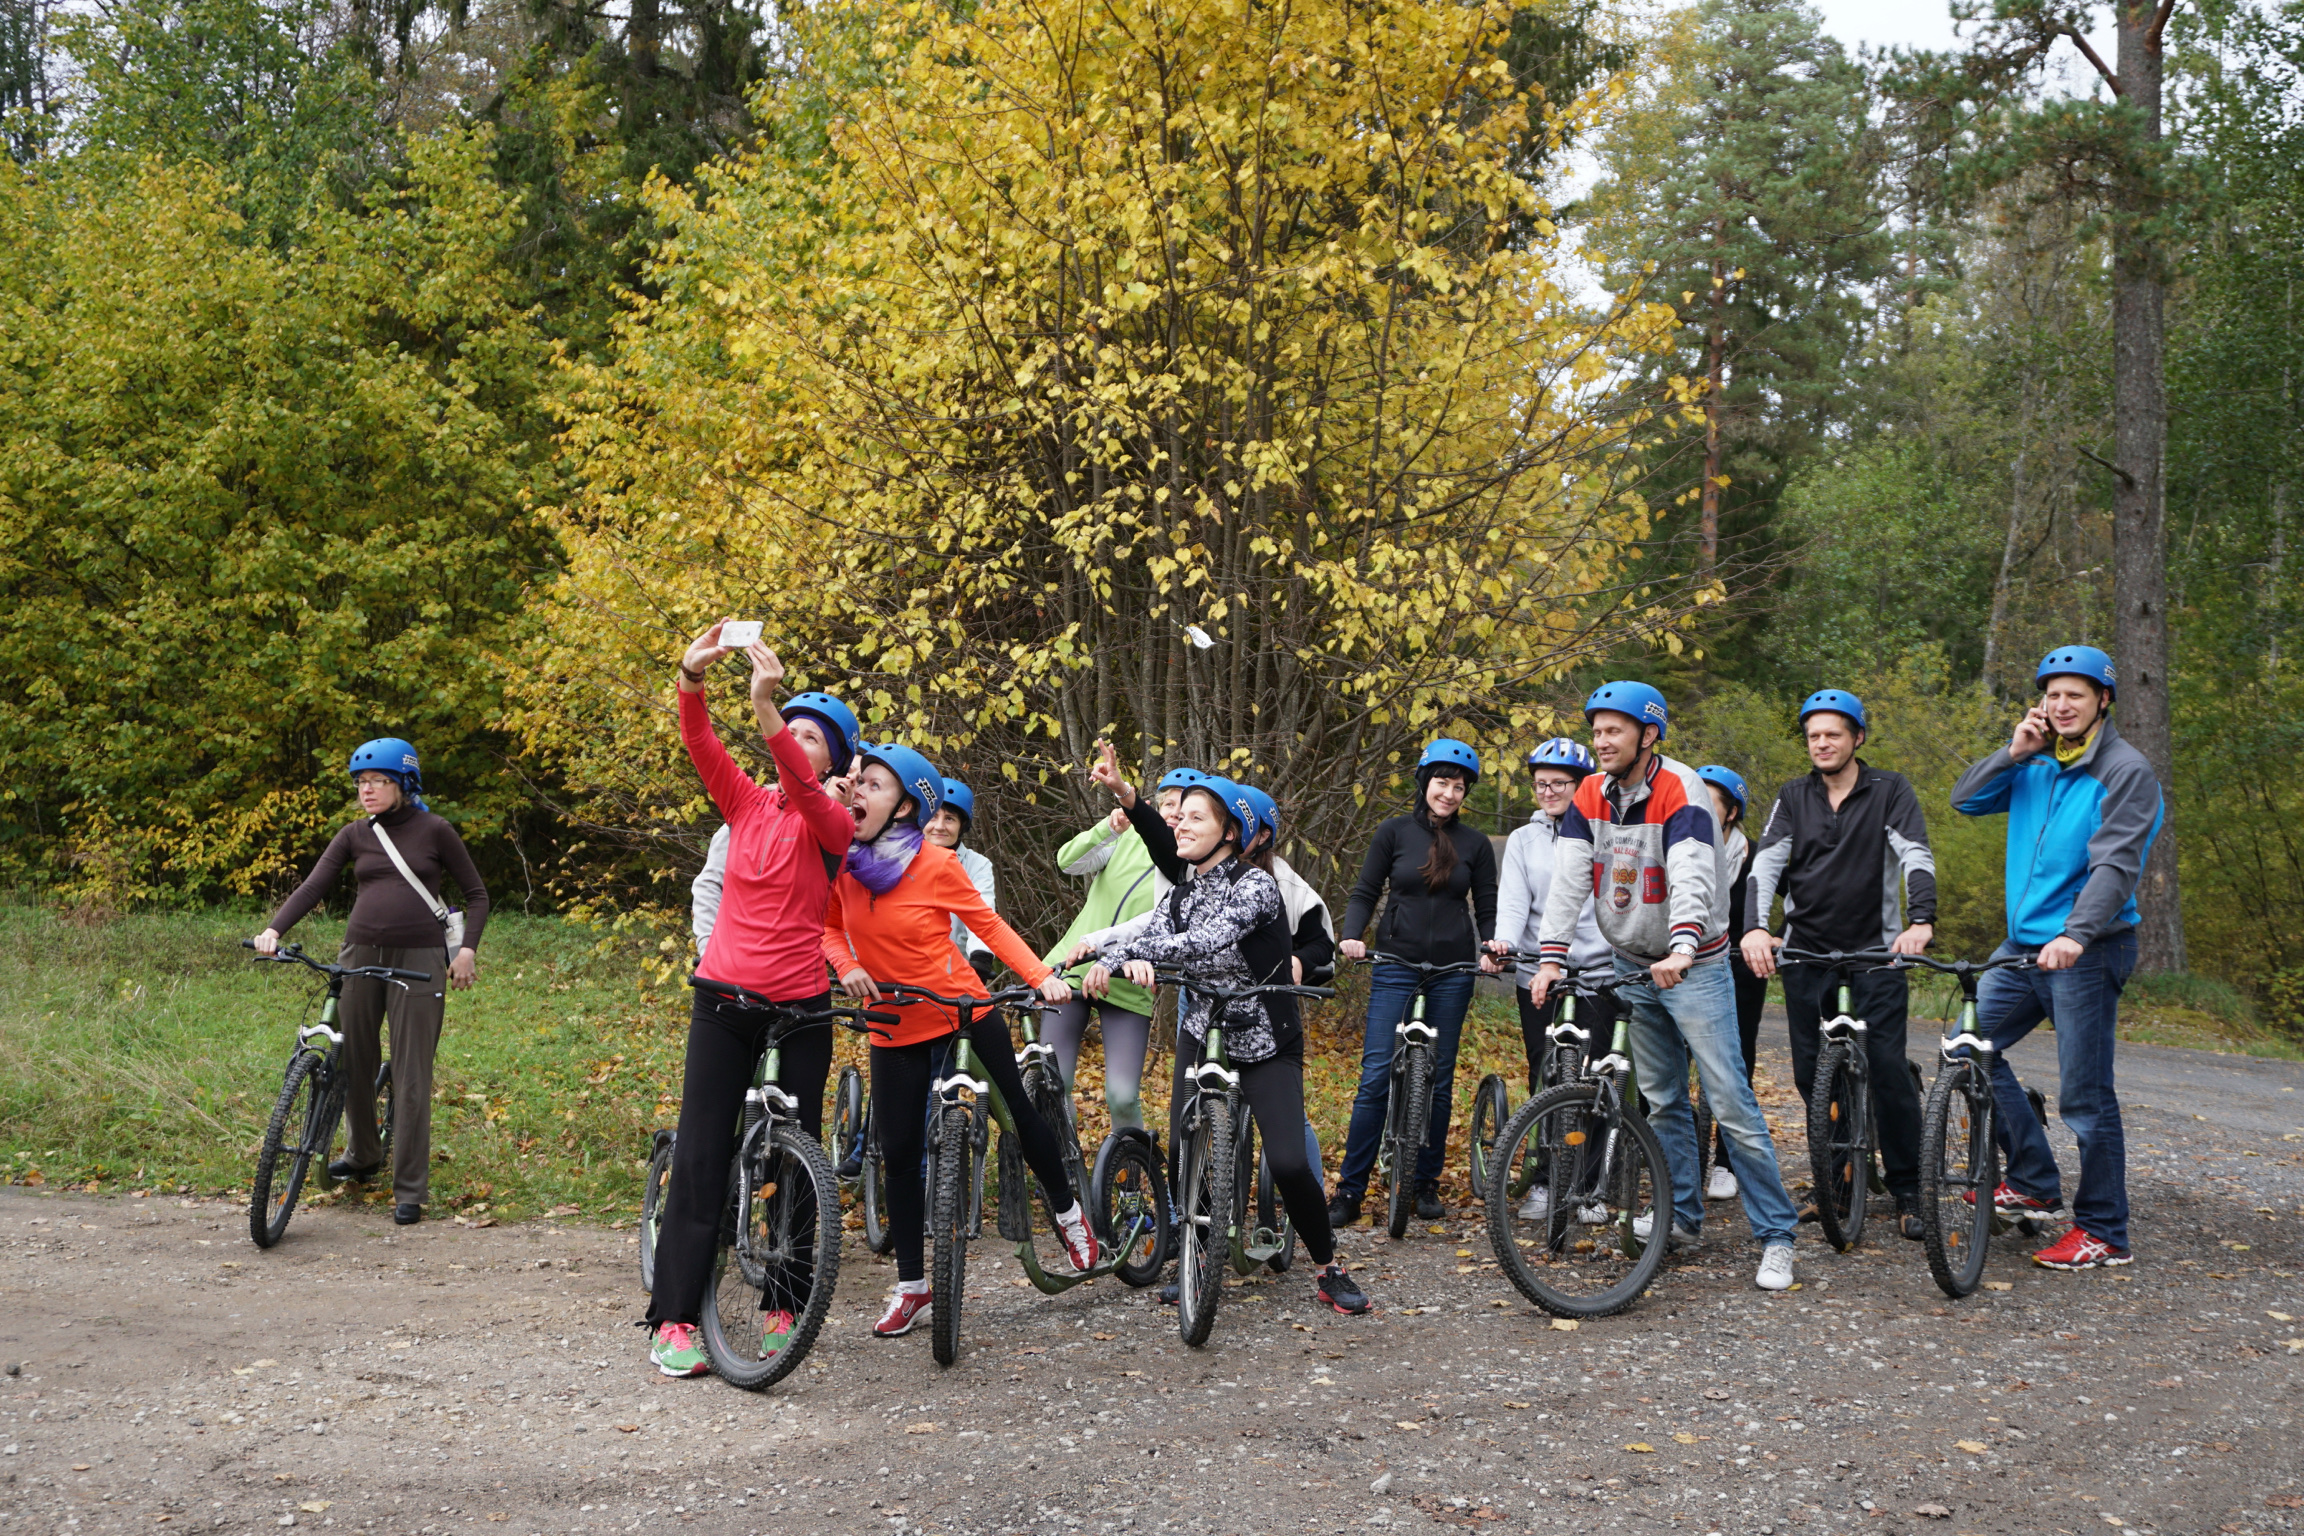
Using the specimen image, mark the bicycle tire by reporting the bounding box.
[1093,1131,1169,1287]
[700,1121,841,1390]
[1467,1074,1509,1197]
[929,1103,974,1366]
[375,1060,394,1172]
[639,1131,675,1292]
[1689,1066,1714,1198]
[861,1121,892,1255]
[1809,1043,1868,1253]
[1176,1093,1232,1348]
[1484,1082,1669,1319]
[1919,1060,1998,1297]
[1386,1044,1432,1240]
[250,1052,333,1249]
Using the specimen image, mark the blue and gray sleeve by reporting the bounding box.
[2064,754,2165,947]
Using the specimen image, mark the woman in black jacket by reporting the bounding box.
[1328,739,1500,1225]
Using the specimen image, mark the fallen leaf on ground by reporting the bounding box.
[2282,1339,2304,1355]
[1503,1401,1530,1410]
[298,1503,329,1514]
[1673,1433,1699,1444]
[2098,1515,2125,1527]
[614,1424,639,1434]
[1396,1421,1421,1431]
[1549,1319,1579,1332]
[1911,1505,1951,1519]
[903,1422,938,1434]
[2267,1494,2304,1509]
[1980,1281,2012,1291]
[1955,1440,1988,1454]
[1091,1332,1114,1341]
[1624,1442,1654,1453]
[2268,1311,2294,1322]
[1703,1389,1730,1401]
[253,1359,277,1368]
[71,1463,88,1471]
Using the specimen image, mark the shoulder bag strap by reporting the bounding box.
[370,820,451,927]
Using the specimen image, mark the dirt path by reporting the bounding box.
[5,1034,2304,1536]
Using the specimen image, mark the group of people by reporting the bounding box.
[250,621,2163,1379]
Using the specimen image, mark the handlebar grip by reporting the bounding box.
[240,938,258,950]
[387,968,436,983]
[859,1009,902,1026]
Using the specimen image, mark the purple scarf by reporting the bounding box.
[844,822,923,895]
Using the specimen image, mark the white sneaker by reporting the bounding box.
[1630,1213,1700,1251]
[1755,1243,1796,1291]
[1706,1165,1738,1201]
[1516,1186,1549,1221]
[1575,1202,1609,1226]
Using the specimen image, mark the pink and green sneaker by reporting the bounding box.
[760,1309,796,1357]
[649,1322,708,1378]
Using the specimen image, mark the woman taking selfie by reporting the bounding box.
[254,740,487,1229]
[645,621,859,1379]
[823,745,1094,1338]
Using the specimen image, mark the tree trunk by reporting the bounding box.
[631,0,661,78]
[1699,256,1725,577]
[2113,0,2183,973]
[1984,448,2026,692]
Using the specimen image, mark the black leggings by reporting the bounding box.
[648,987,834,1328]
[874,1013,1077,1284]
[1171,1029,1336,1269]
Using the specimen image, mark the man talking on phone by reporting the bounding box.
[1951,646,2164,1270]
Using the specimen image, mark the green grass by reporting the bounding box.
[0,903,694,1221]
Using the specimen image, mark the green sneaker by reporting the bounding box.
[760,1309,796,1357]
[650,1322,708,1378]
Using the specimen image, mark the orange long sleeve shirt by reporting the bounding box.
[822,841,1053,1047]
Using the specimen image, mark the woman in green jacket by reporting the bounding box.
[1040,750,1200,1131]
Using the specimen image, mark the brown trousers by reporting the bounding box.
[337,943,447,1206]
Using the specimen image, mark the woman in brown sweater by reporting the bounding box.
[253,739,489,1225]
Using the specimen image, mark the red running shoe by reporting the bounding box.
[1963,1181,2058,1213]
[1055,1207,1100,1273]
[2032,1227,2131,1270]
[874,1289,932,1336]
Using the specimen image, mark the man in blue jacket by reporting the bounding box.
[1951,646,2165,1270]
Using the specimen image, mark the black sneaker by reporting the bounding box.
[835,1149,864,1181]
[328,1158,380,1182]
[1414,1185,1444,1221]
[1325,1194,1361,1230]
[1318,1264,1370,1315]
[1158,1281,1180,1306]
[1896,1198,1925,1241]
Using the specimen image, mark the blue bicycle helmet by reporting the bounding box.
[1188,777,1258,849]
[1696,765,1748,816]
[348,738,426,809]
[1417,738,1482,785]
[1525,737,1597,777]
[783,691,860,773]
[1583,681,1669,741]
[857,742,943,825]
[1236,785,1280,843]
[940,777,976,831]
[2036,644,2116,701]
[1157,766,1212,794]
[1798,688,1867,734]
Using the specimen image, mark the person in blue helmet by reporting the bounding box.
[1741,690,1937,1236]
[1952,646,2164,1271]
[1695,763,1766,1203]
[1081,777,1371,1315]
[255,738,489,1227]
[1531,682,1802,1291]
[1330,737,1502,1227]
[651,623,860,1379]
[925,775,997,974]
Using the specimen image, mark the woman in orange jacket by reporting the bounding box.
[824,741,1096,1337]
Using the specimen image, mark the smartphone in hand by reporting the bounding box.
[719,620,764,648]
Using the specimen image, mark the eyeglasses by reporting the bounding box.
[1530,779,1577,795]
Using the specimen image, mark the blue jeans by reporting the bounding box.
[1979,933,2135,1250]
[1335,964,1475,1199]
[1616,955,1798,1247]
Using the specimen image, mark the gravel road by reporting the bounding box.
[4,1025,2302,1536]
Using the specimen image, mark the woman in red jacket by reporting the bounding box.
[824,741,1095,1338]
[647,622,859,1379]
